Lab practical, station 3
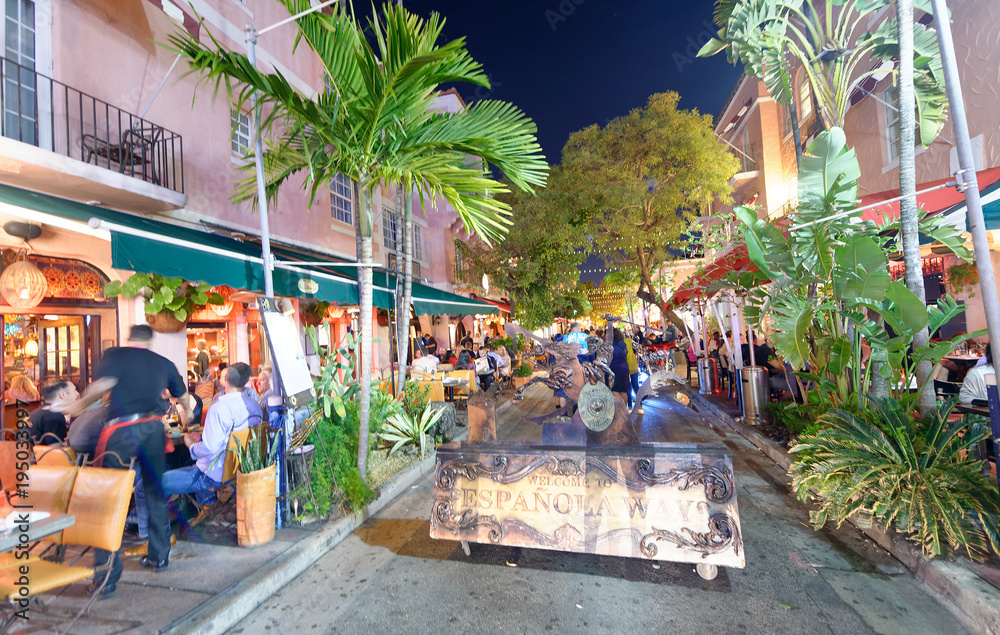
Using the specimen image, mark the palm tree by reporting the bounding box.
[700,0,949,411]
[170,1,547,479]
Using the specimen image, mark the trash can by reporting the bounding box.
[738,367,770,424]
[698,358,719,395]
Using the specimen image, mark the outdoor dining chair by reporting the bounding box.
[0,464,134,633]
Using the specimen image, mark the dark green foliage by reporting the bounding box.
[515,363,534,378]
[231,427,281,474]
[103,273,222,323]
[297,412,376,516]
[790,397,1000,560]
[403,381,431,420]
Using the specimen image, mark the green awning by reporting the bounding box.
[0,184,358,306]
[0,184,496,315]
[372,272,496,316]
[410,282,497,316]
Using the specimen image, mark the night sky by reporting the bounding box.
[405,0,744,282]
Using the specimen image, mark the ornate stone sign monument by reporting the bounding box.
[429,321,745,580]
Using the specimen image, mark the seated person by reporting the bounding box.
[477,346,499,391]
[455,338,476,370]
[28,380,78,445]
[752,336,794,401]
[256,367,276,411]
[960,346,994,405]
[496,345,512,377]
[162,363,262,511]
[6,373,40,404]
[412,349,440,375]
[68,399,109,458]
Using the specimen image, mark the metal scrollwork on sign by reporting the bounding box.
[432,498,503,543]
[639,513,741,559]
[550,458,584,477]
[436,455,510,490]
[636,460,734,504]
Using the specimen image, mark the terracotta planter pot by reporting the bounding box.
[514,376,531,390]
[236,464,276,547]
[145,311,187,333]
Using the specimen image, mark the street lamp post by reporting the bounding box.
[243,0,340,528]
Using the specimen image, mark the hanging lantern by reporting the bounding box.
[210,285,235,317]
[326,305,345,320]
[0,253,48,309]
[24,338,38,357]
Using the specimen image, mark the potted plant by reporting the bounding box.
[232,427,281,547]
[513,363,534,390]
[299,299,331,327]
[103,273,223,333]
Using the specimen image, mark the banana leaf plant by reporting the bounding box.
[732,128,979,409]
[698,0,948,146]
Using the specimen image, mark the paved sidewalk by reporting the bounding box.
[11,402,484,635]
[230,387,968,635]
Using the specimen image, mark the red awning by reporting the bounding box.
[471,295,511,313]
[859,166,1000,224]
[665,245,760,310]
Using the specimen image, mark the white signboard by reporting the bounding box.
[258,298,316,408]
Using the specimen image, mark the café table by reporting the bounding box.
[0,512,76,553]
[441,378,468,403]
[943,354,983,382]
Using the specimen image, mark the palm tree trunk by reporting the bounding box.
[896,0,934,415]
[357,180,374,481]
[403,187,414,370]
[395,187,414,394]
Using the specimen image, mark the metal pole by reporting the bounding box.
[932,0,1000,488]
[246,26,275,298]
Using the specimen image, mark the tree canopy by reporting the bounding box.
[560,92,739,306]
[457,167,589,330]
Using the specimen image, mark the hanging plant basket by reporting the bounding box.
[376,308,390,327]
[146,310,187,333]
[299,299,330,327]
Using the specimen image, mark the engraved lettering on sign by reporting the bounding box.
[430,446,745,567]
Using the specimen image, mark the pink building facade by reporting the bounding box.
[0,0,495,431]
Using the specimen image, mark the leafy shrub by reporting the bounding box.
[378,405,444,459]
[515,363,534,378]
[294,412,377,516]
[790,397,1000,560]
[103,273,222,322]
[403,381,431,420]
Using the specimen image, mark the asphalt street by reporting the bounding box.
[229,386,970,635]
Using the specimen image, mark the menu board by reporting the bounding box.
[258,298,316,408]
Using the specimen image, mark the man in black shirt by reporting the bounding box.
[70,324,191,597]
[28,380,77,445]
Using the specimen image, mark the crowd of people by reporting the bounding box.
[16,325,271,599]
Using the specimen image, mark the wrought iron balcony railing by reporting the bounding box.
[1,56,184,194]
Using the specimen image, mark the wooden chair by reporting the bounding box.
[22,465,78,548]
[183,425,262,532]
[0,465,134,632]
[33,445,75,466]
[0,441,18,502]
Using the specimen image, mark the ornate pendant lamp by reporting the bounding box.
[210,285,236,317]
[0,251,47,309]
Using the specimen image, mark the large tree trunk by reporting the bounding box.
[896,0,934,415]
[357,181,374,481]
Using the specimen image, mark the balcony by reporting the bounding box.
[0,57,185,213]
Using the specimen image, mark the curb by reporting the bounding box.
[159,438,451,635]
[684,387,1000,635]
